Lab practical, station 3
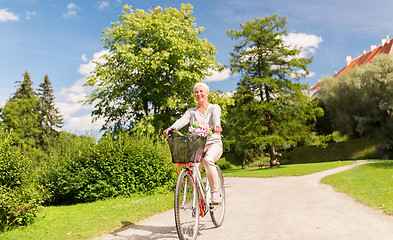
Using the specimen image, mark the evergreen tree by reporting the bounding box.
[226,14,322,167]
[37,75,63,149]
[0,71,40,150]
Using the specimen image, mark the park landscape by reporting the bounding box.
[1,2,393,240]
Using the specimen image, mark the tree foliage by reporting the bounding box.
[319,54,393,156]
[0,71,63,158]
[40,132,175,205]
[225,14,322,167]
[0,71,40,150]
[0,130,43,231]
[83,4,221,134]
[37,75,63,149]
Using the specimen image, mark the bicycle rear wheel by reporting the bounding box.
[174,168,200,240]
[210,165,225,227]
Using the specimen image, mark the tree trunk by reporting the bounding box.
[266,110,279,167]
[267,143,278,167]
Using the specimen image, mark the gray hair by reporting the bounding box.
[193,82,210,93]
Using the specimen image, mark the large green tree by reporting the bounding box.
[319,54,393,157]
[226,14,322,167]
[0,71,40,150]
[83,4,221,134]
[37,74,63,149]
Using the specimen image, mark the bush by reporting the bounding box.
[43,132,176,205]
[0,130,43,232]
[216,157,233,169]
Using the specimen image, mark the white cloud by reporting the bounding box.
[25,11,37,20]
[57,101,82,120]
[98,1,109,10]
[281,33,323,58]
[204,68,231,82]
[0,9,19,22]
[60,79,87,102]
[57,79,101,131]
[0,99,6,108]
[81,54,88,62]
[57,50,110,132]
[63,3,80,19]
[78,50,109,76]
[63,114,106,131]
[291,69,316,79]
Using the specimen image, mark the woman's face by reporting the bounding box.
[194,85,208,104]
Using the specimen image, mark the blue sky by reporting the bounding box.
[1,0,393,133]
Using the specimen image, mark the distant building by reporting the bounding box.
[309,36,393,98]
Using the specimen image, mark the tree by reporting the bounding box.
[319,54,393,157]
[83,4,221,134]
[37,74,63,149]
[0,71,40,150]
[226,14,322,167]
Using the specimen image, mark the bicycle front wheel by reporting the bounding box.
[174,168,200,240]
[210,165,225,227]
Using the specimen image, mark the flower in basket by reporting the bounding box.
[189,122,213,137]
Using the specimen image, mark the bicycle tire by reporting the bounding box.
[174,168,200,240]
[210,165,225,227]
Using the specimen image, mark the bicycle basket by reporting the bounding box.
[167,135,206,163]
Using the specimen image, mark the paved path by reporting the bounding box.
[95,161,393,240]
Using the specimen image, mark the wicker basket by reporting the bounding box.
[167,135,206,163]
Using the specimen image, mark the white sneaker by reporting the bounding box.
[211,193,222,205]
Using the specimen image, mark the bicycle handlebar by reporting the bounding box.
[168,128,216,137]
[168,129,184,137]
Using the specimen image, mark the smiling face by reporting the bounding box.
[194,84,209,105]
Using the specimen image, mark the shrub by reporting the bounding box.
[216,157,233,169]
[43,132,176,205]
[0,130,43,232]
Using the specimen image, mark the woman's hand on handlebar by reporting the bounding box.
[214,126,222,134]
[163,128,170,137]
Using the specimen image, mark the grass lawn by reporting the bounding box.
[322,160,393,215]
[0,192,173,240]
[281,137,378,164]
[3,160,392,240]
[222,160,355,178]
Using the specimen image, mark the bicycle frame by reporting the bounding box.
[175,163,210,218]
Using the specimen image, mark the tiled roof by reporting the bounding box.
[310,81,320,90]
[309,37,393,96]
[334,39,393,77]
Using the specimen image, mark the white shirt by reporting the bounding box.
[169,104,222,146]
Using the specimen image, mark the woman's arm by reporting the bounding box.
[212,104,222,133]
[163,109,192,137]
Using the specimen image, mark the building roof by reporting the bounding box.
[309,36,393,95]
[334,38,393,77]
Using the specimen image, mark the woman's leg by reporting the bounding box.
[201,144,223,194]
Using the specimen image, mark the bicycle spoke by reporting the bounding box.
[175,169,199,240]
[210,165,225,227]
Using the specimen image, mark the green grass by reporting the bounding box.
[0,192,174,240]
[322,160,393,215]
[222,161,355,178]
[3,160,392,239]
[282,137,379,164]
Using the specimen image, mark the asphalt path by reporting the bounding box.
[95,161,393,240]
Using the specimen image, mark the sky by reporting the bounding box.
[1,0,393,134]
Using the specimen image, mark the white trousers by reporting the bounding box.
[198,143,223,194]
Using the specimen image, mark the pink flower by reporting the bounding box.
[189,122,212,137]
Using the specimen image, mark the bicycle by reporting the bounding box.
[167,129,225,240]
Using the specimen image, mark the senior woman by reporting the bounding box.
[163,82,223,204]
